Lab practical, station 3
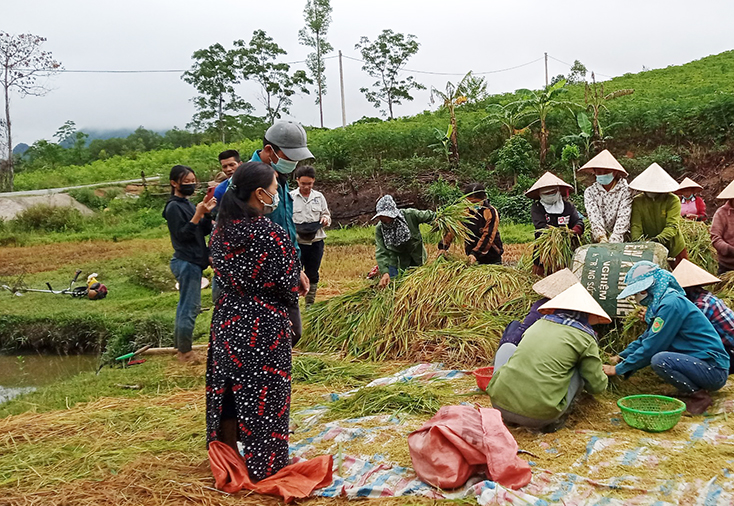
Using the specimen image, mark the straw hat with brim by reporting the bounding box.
[617,262,658,300]
[578,149,628,176]
[525,172,573,200]
[717,180,734,200]
[628,163,679,193]
[671,258,721,288]
[538,283,612,325]
[676,177,703,193]
[532,268,579,299]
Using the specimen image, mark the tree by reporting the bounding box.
[430,71,478,167]
[355,30,425,119]
[182,43,252,143]
[234,30,312,124]
[0,32,62,191]
[516,80,575,165]
[584,72,634,140]
[298,0,333,128]
[478,101,537,138]
[549,60,587,87]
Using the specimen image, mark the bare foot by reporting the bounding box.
[177,351,202,364]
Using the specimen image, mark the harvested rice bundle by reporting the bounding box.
[680,220,717,274]
[300,261,536,366]
[328,381,443,418]
[532,225,580,274]
[432,197,473,245]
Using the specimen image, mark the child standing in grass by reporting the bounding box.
[163,165,216,363]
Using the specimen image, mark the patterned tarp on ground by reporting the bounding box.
[287,363,734,505]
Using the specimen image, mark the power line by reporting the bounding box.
[342,54,543,76]
[547,55,613,79]
[18,55,339,74]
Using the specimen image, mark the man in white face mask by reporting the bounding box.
[628,163,688,269]
[212,121,315,345]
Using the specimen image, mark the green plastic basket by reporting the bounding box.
[617,394,685,432]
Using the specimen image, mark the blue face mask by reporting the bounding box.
[270,153,298,174]
[259,188,280,214]
[596,173,614,186]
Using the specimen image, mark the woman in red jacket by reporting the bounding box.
[676,177,707,221]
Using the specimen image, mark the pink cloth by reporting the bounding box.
[407,405,532,490]
[680,198,698,218]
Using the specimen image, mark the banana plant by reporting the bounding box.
[428,124,453,162]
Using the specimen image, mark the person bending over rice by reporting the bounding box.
[606,261,729,415]
[487,282,609,432]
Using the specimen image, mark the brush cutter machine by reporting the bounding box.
[1,270,107,300]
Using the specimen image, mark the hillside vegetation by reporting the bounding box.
[12,50,734,213]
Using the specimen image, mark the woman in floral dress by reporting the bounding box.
[206,161,301,481]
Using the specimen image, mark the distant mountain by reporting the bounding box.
[13,143,29,155]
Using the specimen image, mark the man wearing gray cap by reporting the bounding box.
[213,121,314,344]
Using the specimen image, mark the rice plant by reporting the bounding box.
[532,225,579,274]
[679,220,718,274]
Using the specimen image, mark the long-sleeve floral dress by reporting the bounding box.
[206,215,301,481]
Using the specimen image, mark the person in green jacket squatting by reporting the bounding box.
[629,163,688,269]
[373,195,437,289]
[487,282,610,432]
[605,261,730,415]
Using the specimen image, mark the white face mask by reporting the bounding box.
[539,191,560,205]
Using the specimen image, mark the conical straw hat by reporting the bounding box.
[525,172,573,200]
[671,258,721,288]
[717,179,734,199]
[538,283,612,325]
[628,163,679,193]
[532,268,579,299]
[578,149,628,176]
[676,177,703,193]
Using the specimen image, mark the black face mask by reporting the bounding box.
[179,183,196,196]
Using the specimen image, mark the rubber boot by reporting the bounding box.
[305,283,318,308]
[684,390,712,415]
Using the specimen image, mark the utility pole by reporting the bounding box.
[339,50,347,128]
[544,52,549,88]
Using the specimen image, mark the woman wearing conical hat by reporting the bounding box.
[710,180,734,274]
[497,268,579,349]
[629,163,688,268]
[579,150,632,243]
[606,261,729,415]
[487,283,610,432]
[526,172,585,276]
[675,177,707,221]
[672,259,734,374]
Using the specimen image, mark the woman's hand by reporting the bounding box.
[378,273,390,289]
[608,355,621,365]
[320,215,330,226]
[467,254,477,265]
[196,197,217,216]
[299,271,310,296]
[603,364,617,376]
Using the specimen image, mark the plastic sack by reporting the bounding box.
[407,405,531,490]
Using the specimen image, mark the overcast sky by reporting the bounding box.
[4,0,733,146]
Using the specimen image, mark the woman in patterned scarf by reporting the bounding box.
[373,195,436,288]
[606,261,729,415]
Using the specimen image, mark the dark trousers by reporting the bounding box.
[299,240,325,285]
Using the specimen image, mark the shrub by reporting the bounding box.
[425,177,463,206]
[13,205,84,232]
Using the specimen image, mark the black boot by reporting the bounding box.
[305,283,317,308]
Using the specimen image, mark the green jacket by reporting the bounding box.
[487,319,608,420]
[630,193,686,257]
[375,209,436,276]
